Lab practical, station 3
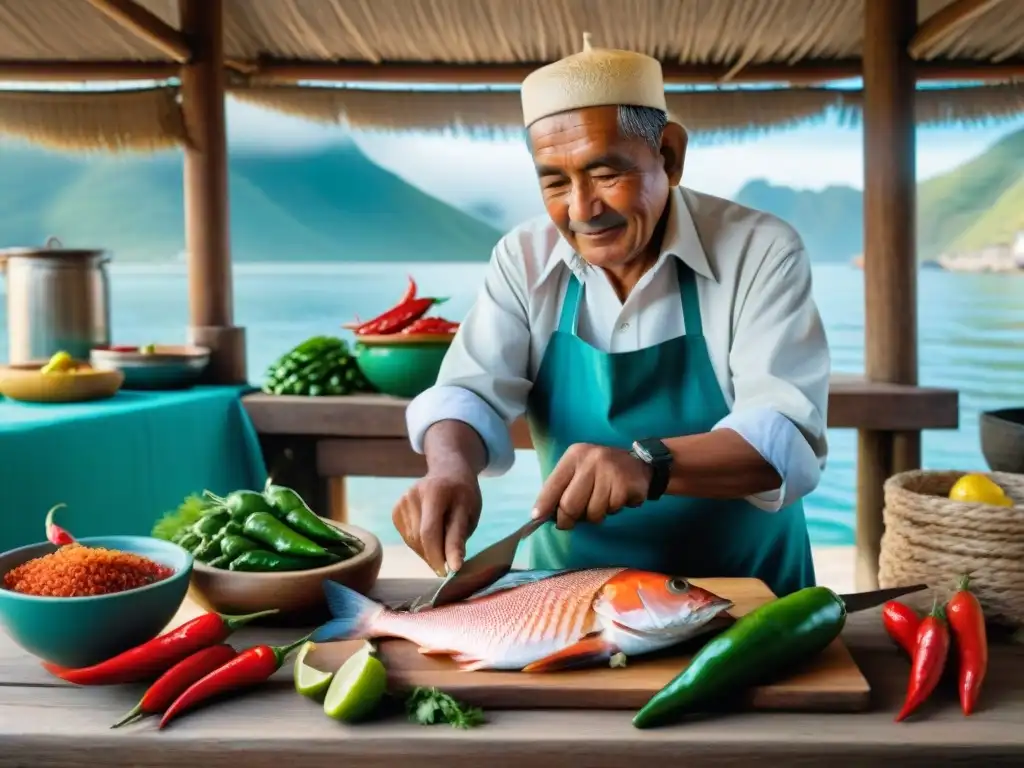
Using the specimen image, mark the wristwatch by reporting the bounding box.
[629,438,673,501]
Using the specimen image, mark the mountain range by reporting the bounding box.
[2,124,1022,264]
[735,125,1024,263]
[0,141,501,262]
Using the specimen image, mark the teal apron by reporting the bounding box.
[525,259,815,597]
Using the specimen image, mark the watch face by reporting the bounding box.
[635,439,670,463]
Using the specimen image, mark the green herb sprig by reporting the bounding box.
[405,686,485,729]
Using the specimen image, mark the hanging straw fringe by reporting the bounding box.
[878,470,1024,628]
[0,87,184,152]
[228,83,1024,141]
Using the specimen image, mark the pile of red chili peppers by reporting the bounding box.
[42,606,310,729]
[882,573,989,721]
[351,275,459,336]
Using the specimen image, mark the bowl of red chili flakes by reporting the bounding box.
[0,535,193,668]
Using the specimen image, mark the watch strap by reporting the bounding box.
[631,439,672,501]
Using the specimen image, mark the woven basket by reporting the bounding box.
[878,470,1024,627]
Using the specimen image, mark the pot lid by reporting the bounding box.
[0,236,108,259]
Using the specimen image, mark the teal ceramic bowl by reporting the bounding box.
[0,536,193,668]
[354,334,453,398]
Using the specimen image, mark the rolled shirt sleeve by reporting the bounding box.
[406,238,532,477]
[713,237,830,511]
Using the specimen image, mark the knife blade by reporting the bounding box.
[427,514,550,609]
[835,583,928,612]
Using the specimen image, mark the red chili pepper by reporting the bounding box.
[895,601,950,722]
[401,317,460,334]
[110,643,238,728]
[158,635,310,729]
[354,296,447,335]
[882,600,921,657]
[44,503,75,546]
[41,609,277,686]
[399,274,417,304]
[946,573,988,716]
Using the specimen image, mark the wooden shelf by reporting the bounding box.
[242,374,959,442]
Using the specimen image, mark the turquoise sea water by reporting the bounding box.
[1,262,1021,554]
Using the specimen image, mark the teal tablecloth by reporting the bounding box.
[0,386,268,552]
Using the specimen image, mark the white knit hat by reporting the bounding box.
[520,33,668,127]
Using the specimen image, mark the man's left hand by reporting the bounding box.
[531,443,652,529]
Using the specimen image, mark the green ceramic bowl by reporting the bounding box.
[354,335,453,398]
[0,536,193,668]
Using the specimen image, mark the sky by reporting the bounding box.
[224,96,1024,228]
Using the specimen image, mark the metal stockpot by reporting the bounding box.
[1,236,111,364]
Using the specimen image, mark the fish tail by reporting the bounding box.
[310,580,384,643]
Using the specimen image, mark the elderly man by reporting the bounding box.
[392,35,830,597]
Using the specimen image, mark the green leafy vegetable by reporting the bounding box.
[405,687,485,729]
[151,494,213,542]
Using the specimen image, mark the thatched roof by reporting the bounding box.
[0,0,1023,149]
[3,0,1022,68]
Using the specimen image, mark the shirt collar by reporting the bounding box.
[541,186,718,285]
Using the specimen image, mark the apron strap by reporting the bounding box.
[556,272,584,335]
[675,260,704,336]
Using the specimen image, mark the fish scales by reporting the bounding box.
[375,568,621,666]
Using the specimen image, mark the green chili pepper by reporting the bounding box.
[261,484,347,544]
[325,541,362,560]
[227,549,340,572]
[221,534,261,560]
[242,511,330,558]
[176,532,202,552]
[206,554,231,569]
[221,520,244,538]
[192,510,230,536]
[192,536,223,563]
[203,489,279,521]
[632,586,847,729]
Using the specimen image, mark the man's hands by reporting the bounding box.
[392,468,482,577]
[531,443,652,529]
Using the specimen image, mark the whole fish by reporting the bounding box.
[311,568,733,672]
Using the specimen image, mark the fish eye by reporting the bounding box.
[667,577,690,594]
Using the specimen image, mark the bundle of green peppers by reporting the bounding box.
[170,483,365,572]
[262,335,373,397]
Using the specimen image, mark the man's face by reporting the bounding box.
[528,106,684,270]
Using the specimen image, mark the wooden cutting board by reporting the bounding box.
[306,577,871,712]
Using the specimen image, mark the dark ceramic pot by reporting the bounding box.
[979,408,1024,474]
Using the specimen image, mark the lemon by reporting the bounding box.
[293,641,334,700]
[40,350,74,375]
[322,644,388,723]
[948,473,1013,507]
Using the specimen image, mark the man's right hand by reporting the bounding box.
[392,469,482,577]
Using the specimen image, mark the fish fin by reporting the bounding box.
[467,569,568,601]
[455,657,492,672]
[310,580,383,643]
[417,647,461,657]
[521,635,618,673]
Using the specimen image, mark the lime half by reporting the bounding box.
[323,644,388,723]
[294,641,334,700]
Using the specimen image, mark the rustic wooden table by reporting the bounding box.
[1,579,1022,768]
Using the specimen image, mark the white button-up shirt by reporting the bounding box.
[406,185,831,511]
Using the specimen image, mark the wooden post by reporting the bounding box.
[857,0,920,590]
[179,0,246,384]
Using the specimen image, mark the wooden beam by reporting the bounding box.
[910,0,1007,59]
[0,60,178,80]
[249,58,864,86]
[179,0,246,384]
[858,0,920,592]
[240,377,959,440]
[85,0,191,62]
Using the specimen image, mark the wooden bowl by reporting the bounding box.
[90,344,210,390]
[0,363,123,403]
[187,521,382,625]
